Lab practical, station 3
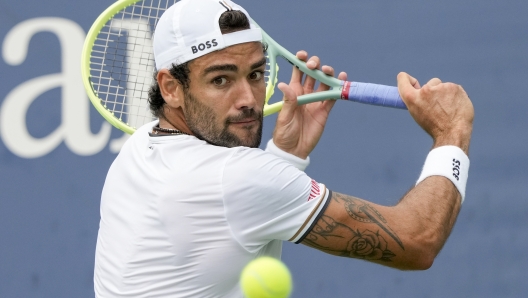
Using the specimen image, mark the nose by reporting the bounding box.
[234,80,257,110]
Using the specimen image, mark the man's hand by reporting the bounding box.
[272,51,347,159]
[397,72,474,154]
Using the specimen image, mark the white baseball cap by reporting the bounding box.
[153,0,263,70]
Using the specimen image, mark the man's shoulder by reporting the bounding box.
[223,145,303,184]
[227,145,279,164]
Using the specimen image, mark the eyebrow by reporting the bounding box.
[202,57,267,75]
[203,64,237,75]
[250,57,267,70]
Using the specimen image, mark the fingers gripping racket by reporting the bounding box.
[81,0,407,134]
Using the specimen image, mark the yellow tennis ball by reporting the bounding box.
[240,257,292,298]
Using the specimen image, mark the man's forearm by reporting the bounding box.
[398,175,462,258]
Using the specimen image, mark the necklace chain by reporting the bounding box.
[152,125,189,135]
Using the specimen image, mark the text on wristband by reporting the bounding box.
[452,159,461,181]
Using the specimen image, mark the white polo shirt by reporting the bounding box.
[94,121,330,297]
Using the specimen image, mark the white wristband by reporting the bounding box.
[264,139,310,171]
[416,146,470,203]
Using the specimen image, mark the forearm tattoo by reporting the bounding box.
[303,193,404,262]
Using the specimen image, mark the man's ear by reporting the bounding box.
[157,69,184,109]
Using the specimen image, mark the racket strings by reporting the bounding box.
[264,53,279,106]
[89,0,178,129]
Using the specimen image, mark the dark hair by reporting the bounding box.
[148,10,251,118]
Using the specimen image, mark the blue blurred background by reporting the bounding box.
[1,0,527,297]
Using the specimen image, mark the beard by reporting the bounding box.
[182,91,263,148]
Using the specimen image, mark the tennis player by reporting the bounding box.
[94,0,474,297]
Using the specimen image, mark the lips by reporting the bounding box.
[227,110,262,126]
[230,118,257,124]
[227,115,259,125]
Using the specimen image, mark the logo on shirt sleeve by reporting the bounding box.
[308,179,321,202]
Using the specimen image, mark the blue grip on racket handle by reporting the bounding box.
[341,81,407,109]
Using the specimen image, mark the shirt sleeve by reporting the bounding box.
[222,147,330,252]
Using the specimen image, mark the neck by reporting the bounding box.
[159,107,193,135]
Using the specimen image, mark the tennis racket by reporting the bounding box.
[81,0,406,135]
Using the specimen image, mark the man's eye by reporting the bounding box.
[249,71,263,81]
[213,77,228,86]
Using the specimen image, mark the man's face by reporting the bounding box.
[182,42,266,148]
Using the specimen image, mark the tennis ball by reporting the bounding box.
[240,256,292,298]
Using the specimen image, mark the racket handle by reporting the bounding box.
[341,81,407,110]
